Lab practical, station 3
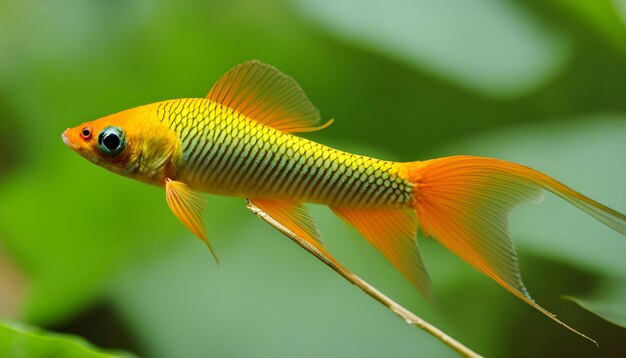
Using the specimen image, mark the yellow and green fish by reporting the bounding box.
[62,60,625,341]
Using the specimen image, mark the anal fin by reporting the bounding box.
[331,206,431,298]
[248,198,331,257]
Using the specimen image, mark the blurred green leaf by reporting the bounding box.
[552,0,626,54]
[564,285,626,329]
[107,217,478,358]
[0,320,133,358]
[0,158,242,325]
[0,159,178,325]
[295,0,570,97]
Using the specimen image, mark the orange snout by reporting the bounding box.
[61,123,98,156]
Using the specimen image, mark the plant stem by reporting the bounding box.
[246,199,482,358]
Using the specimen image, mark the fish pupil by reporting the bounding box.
[103,133,120,150]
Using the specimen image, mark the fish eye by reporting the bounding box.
[97,126,126,156]
[80,126,92,139]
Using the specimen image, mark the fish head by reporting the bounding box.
[62,103,180,186]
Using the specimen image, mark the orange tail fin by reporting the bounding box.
[402,155,625,344]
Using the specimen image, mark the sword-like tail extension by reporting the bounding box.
[402,155,625,345]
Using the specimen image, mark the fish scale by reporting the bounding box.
[159,97,414,207]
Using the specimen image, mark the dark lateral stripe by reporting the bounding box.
[221,136,254,191]
[287,161,310,201]
[280,153,306,198]
[254,133,288,192]
[253,146,282,192]
[259,156,286,193]
[185,129,207,168]
[333,161,359,204]
[229,138,261,191]
[216,129,244,177]
[211,135,241,188]
[323,168,348,203]
[260,137,290,194]
[292,143,327,200]
[238,137,272,192]
[172,102,200,166]
[202,127,232,180]
[290,154,319,200]
[370,174,402,206]
[316,166,342,202]
[362,183,382,206]
[362,180,385,206]
[268,152,299,196]
[282,144,313,199]
[346,174,369,206]
[187,116,215,170]
[180,122,193,143]
[205,131,238,187]
[309,153,342,200]
[376,184,393,205]
[252,140,277,190]
[190,128,217,178]
[359,173,384,206]
[332,166,358,205]
[234,143,268,193]
[308,161,331,200]
[218,135,248,190]
[264,152,290,195]
[181,124,199,154]
[326,160,355,203]
[195,129,227,183]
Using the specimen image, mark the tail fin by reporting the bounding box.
[403,155,625,344]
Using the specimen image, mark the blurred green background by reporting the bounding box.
[1,0,625,357]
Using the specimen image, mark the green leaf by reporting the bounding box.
[106,217,491,358]
[295,0,570,97]
[552,0,626,54]
[0,320,134,358]
[0,159,242,326]
[563,277,626,328]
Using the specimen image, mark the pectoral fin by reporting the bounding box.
[165,178,218,263]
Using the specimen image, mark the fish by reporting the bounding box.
[62,60,625,342]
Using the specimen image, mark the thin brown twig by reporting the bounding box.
[246,199,482,358]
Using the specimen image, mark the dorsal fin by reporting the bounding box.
[331,206,431,298]
[207,60,332,133]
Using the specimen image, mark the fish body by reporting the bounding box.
[63,60,626,343]
[162,98,412,207]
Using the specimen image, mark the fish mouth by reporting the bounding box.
[62,129,75,149]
